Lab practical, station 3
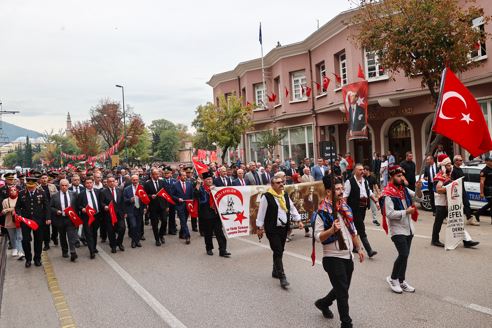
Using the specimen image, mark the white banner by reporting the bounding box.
[445,177,465,250]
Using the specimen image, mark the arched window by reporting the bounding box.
[388,120,411,163]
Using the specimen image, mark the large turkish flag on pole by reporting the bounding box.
[433,68,492,157]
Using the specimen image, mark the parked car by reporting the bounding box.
[417,162,487,211]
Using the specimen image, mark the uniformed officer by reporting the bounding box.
[15,173,51,267]
[476,157,492,224]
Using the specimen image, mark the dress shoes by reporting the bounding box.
[34,260,42,267]
[136,242,142,247]
[62,253,69,258]
[185,238,190,245]
[111,247,117,253]
[219,252,230,258]
[131,241,136,248]
[279,277,290,288]
[168,232,177,235]
[101,239,107,243]
[70,253,78,262]
[463,240,479,248]
[160,237,166,244]
[431,241,445,247]
[314,299,334,319]
[118,244,125,251]
[140,236,146,241]
[207,250,213,256]
[94,249,99,254]
[90,252,96,259]
[74,241,80,248]
[43,245,50,251]
[25,261,32,268]
[155,240,162,246]
[192,228,198,232]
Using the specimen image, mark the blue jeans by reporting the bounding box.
[127,209,143,243]
[177,206,190,238]
[7,227,23,252]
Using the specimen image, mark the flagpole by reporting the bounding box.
[259,22,266,110]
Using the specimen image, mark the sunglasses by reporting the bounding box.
[273,181,284,185]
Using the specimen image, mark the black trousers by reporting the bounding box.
[318,256,354,327]
[428,188,436,214]
[432,206,447,242]
[100,219,107,241]
[266,226,288,277]
[83,216,100,253]
[150,209,167,241]
[476,197,492,220]
[391,234,413,282]
[202,215,227,252]
[104,216,126,248]
[43,223,58,246]
[168,205,177,234]
[352,206,367,239]
[21,223,43,262]
[127,208,144,244]
[58,222,78,255]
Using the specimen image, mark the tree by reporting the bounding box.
[352,0,490,102]
[24,136,33,168]
[128,128,152,163]
[149,119,181,161]
[256,130,286,161]
[192,95,252,162]
[192,131,215,150]
[2,152,18,168]
[70,121,101,155]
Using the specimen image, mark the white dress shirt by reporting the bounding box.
[343,177,373,199]
[256,193,302,228]
[60,191,71,216]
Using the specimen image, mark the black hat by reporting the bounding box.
[17,173,25,179]
[164,166,172,172]
[3,173,15,179]
[322,174,342,190]
[185,166,193,172]
[202,171,214,180]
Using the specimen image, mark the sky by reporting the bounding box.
[0,0,353,133]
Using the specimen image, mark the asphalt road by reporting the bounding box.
[1,210,491,328]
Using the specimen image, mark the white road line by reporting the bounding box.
[97,247,187,328]
[366,227,431,239]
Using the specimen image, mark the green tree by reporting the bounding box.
[2,152,19,168]
[192,95,252,162]
[42,130,80,167]
[128,128,152,163]
[353,0,490,102]
[256,130,286,162]
[24,136,33,167]
[149,119,181,161]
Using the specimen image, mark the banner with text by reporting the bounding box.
[445,177,465,250]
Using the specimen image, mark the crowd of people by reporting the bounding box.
[0,149,490,328]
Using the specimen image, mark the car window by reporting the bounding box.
[464,168,481,183]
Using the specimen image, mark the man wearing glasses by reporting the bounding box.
[256,173,304,289]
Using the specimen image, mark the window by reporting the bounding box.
[470,16,487,60]
[365,50,386,80]
[274,76,280,105]
[279,125,314,163]
[241,87,246,105]
[254,83,266,108]
[339,52,348,86]
[316,61,327,94]
[247,132,268,164]
[291,71,307,101]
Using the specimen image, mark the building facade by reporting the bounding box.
[207,1,492,168]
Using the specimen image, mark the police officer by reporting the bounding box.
[476,157,492,224]
[15,173,51,267]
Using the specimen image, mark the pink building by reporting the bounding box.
[207,1,492,167]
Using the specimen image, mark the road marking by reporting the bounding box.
[41,251,77,328]
[97,247,187,328]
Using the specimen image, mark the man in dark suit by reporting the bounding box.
[69,175,85,195]
[423,155,437,215]
[100,176,126,253]
[77,175,101,259]
[232,169,250,186]
[124,175,145,248]
[50,179,79,262]
[15,173,51,268]
[213,166,233,187]
[172,170,194,244]
[346,91,366,136]
[144,168,168,246]
[284,160,299,185]
[162,167,177,235]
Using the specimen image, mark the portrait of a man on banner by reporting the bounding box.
[343,81,369,140]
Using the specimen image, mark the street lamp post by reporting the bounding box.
[115,84,128,163]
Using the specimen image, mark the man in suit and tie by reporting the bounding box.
[172,170,194,244]
[50,179,79,262]
[284,161,299,185]
[233,169,249,186]
[162,167,177,235]
[144,168,168,246]
[69,175,85,195]
[38,172,59,250]
[100,177,126,253]
[124,175,145,248]
[312,158,328,181]
[245,162,262,185]
[213,166,232,187]
[262,165,273,185]
[423,155,437,216]
[77,175,101,259]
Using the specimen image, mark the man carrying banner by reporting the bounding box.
[194,171,230,257]
[50,179,79,261]
[313,176,364,328]
[256,173,304,289]
[380,165,422,294]
[431,155,479,248]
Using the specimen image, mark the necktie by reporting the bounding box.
[222,178,226,186]
[182,182,186,193]
[241,179,244,186]
[430,165,435,181]
[63,192,69,209]
[254,172,260,185]
[154,180,159,192]
[90,190,98,212]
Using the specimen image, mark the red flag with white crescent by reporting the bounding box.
[192,159,209,175]
[185,199,198,218]
[108,201,118,226]
[64,206,83,227]
[14,213,39,231]
[86,205,96,227]
[156,188,176,205]
[135,184,150,205]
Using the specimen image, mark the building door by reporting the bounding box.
[353,138,372,166]
[388,120,412,163]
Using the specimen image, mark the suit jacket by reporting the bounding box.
[172,180,194,207]
[144,179,167,213]
[283,167,298,185]
[312,165,327,181]
[213,176,232,187]
[123,184,145,215]
[15,188,50,224]
[69,185,85,195]
[77,188,102,222]
[50,190,78,227]
[37,183,58,197]
[232,178,249,186]
[100,187,125,221]
[244,171,261,185]
[301,174,315,183]
[349,105,366,132]
[260,172,270,185]
[424,163,438,192]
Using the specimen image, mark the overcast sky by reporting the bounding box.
[0,0,353,133]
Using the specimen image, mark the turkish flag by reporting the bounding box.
[156,188,176,205]
[342,81,369,141]
[284,86,289,98]
[357,64,366,79]
[333,72,341,84]
[192,159,209,176]
[64,206,83,227]
[108,201,118,226]
[135,184,150,205]
[314,81,321,91]
[323,76,330,90]
[433,68,492,157]
[185,199,198,218]
[86,205,96,227]
[306,86,312,97]
[14,213,39,231]
[267,92,277,103]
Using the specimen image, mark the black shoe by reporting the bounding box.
[140,236,146,241]
[81,240,88,246]
[34,260,42,267]
[185,238,190,245]
[155,240,161,247]
[272,271,280,279]
[8,242,13,250]
[207,250,213,256]
[431,241,445,247]
[314,299,334,319]
[136,242,142,247]
[131,241,136,248]
[118,244,125,251]
[94,249,99,254]
[25,261,32,268]
[279,277,290,288]
[70,253,78,262]
[192,228,198,232]
[474,212,480,222]
[219,252,230,258]
[144,219,150,226]
[160,237,165,244]
[90,252,95,259]
[75,241,80,248]
[368,250,378,258]
[463,240,479,248]
[169,232,177,235]
[111,247,117,253]
[62,253,69,258]
[43,245,50,251]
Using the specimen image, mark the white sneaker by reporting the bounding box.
[386,276,402,294]
[466,218,480,226]
[400,281,415,293]
[17,251,25,260]
[12,249,18,257]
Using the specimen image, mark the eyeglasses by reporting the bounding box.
[272,181,284,185]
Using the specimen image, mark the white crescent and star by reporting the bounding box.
[439,91,473,124]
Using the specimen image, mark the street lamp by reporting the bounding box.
[115,84,128,163]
